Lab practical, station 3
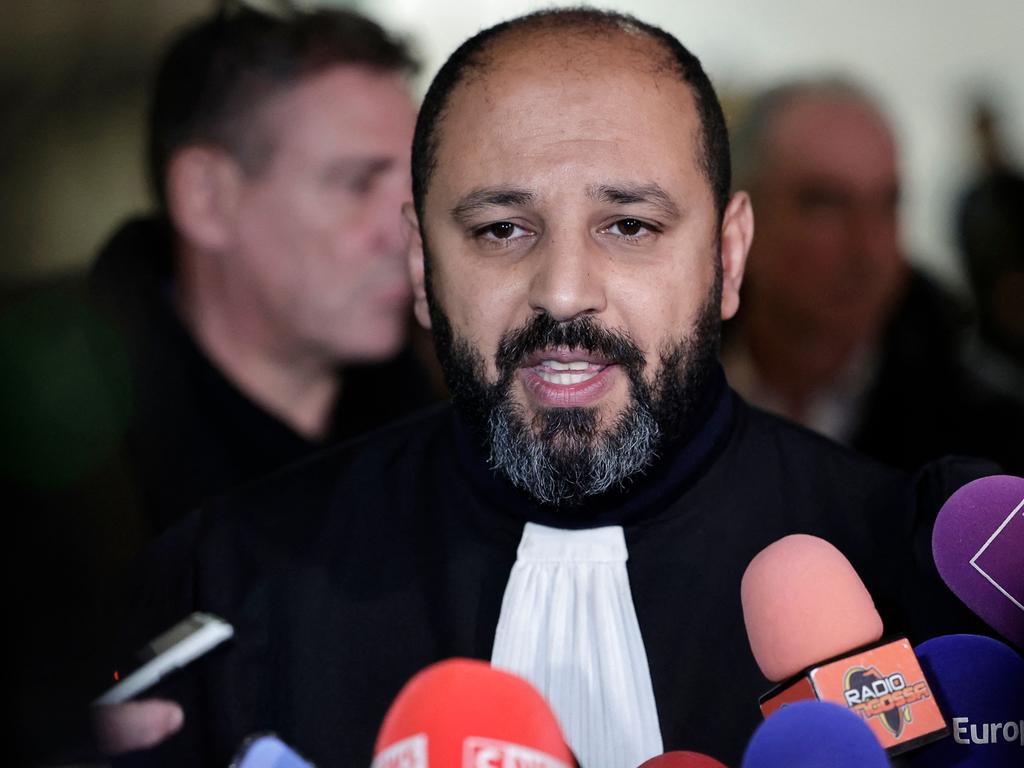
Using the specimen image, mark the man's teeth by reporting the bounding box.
[541,360,590,371]
[536,359,602,385]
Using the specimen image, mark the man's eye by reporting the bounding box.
[475,221,531,244]
[346,175,374,195]
[605,218,653,238]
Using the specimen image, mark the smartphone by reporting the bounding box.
[94,611,234,705]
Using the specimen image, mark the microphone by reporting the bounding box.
[231,734,314,768]
[636,751,730,767]
[906,634,1024,767]
[741,534,947,756]
[740,700,891,767]
[371,658,574,768]
[931,474,1024,648]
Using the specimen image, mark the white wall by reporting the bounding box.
[369,0,1024,290]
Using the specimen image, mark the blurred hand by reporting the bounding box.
[93,699,184,755]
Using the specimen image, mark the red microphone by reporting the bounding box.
[372,658,575,768]
[741,534,947,757]
[636,751,730,767]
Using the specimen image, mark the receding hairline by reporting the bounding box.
[412,6,732,230]
[453,18,685,93]
[423,21,707,209]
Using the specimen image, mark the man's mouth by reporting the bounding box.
[518,348,620,406]
[531,359,608,385]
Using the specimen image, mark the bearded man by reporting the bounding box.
[102,9,989,768]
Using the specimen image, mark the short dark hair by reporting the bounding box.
[411,7,731,224]
[149,5,417,209]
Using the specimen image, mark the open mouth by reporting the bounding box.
[519,348,620,406]
[532,359,608,385]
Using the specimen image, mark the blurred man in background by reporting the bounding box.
[7,5,438,763]
[724,79,1022,473]
[956,100,1024,396]
[93,4,436,533]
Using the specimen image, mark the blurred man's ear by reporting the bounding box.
[165,147,241,252]
[403,202,431,330]
[719,191,754,321]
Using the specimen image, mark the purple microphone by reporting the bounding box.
[932,475,1024,648]
[907,634,1024,767]
[740,701,891,768]
[232,735,314,768]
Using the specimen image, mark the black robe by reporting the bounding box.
[114,379,993,767]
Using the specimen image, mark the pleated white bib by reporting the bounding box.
[490,522,663,768]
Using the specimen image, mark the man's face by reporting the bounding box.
[412,36,741,505]
[746,97,906,341]
[228,65,417,363]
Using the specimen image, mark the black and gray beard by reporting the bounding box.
[428,282,721,508]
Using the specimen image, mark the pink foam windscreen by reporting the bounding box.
[741,534,884,681]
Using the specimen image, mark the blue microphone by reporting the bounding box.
[232,735,314,768]
[741,700,890,767]
[907,634,1024,767]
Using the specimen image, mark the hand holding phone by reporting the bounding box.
[95,612,233,705]
[91,612,232,755]
[93,699,184,755]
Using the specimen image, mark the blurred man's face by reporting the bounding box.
[229,65,416,362]
[412,35,743,505]
[746,97,906,342]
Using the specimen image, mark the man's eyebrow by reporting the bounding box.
[324,157,395,176]
[587,183,681,219]
[450,187,535,223]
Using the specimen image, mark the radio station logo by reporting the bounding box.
[842,665,931,737]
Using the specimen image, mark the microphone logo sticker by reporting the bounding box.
[841,665,931,738]
[462,737,571,768]
[968,494,1024,611]
[372,733,428,768]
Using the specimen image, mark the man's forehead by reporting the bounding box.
[433,36,700,164]
[765,96,896,174]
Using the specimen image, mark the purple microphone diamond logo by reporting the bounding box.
[970,495,1024,611]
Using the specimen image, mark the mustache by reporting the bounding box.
[494,312,645,375]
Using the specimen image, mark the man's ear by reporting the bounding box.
[165,147,242,252]
[403,202,432,330]
[719,191,754,321]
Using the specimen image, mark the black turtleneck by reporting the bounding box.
[89,216,439,535]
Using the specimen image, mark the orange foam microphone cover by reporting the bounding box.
[740,534,884,682]
[372,658,574,768]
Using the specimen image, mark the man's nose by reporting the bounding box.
[527,232,608,322]
[844,197,899,268]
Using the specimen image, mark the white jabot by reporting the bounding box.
[490,522,663,768]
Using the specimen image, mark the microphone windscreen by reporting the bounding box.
[932,475,1024,647]
[740,700,891,768]
[235,735,314,768]
[636,751,730,767]
[907,634,1024,767]
[372,658,573,768]
[741,534,883,681]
